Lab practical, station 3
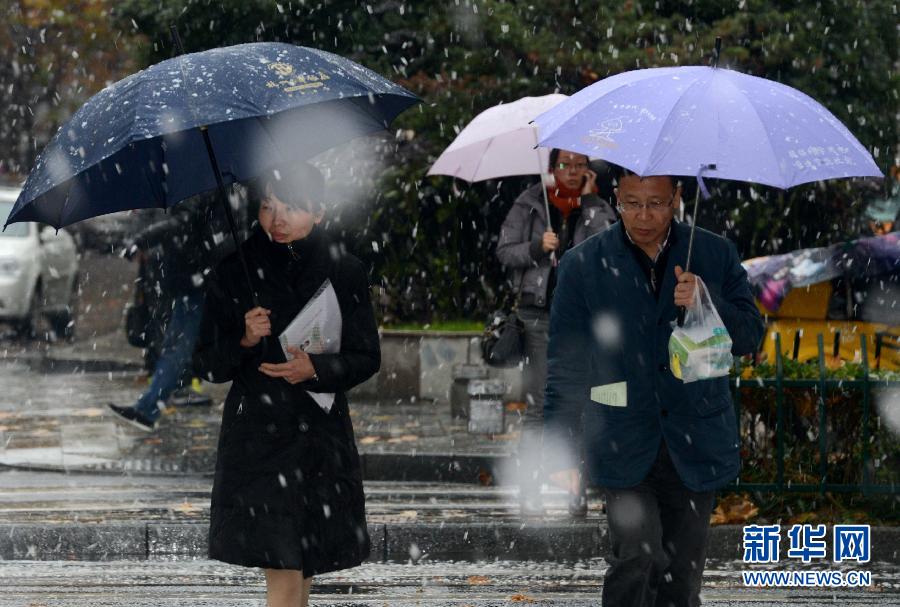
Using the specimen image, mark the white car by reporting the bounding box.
[0,186,79,338]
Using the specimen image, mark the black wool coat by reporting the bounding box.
[193,226,380,574]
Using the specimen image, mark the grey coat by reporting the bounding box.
[496,183,617,307]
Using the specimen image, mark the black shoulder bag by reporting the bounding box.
[481,212,536,368]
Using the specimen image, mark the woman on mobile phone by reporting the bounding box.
[495,149,617,518]
[193,163,379,607]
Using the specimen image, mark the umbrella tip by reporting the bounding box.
[713,37,722,68]
[170,24,186,56]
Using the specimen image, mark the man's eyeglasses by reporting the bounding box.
[616,193,676,215]
[555,162,588,171]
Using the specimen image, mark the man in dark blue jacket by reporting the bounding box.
[544,169,764,606]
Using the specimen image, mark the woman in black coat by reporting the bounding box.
[193,163,380,607]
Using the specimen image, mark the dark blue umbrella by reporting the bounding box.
[4,41,419,301]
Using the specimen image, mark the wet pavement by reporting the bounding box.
[2,263,899,600]
[0,467,610,562]
[0,357,518,481]
[0,249,518,481]
[1,468,898,566]
[0,558,897,606]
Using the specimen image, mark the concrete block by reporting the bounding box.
[0,524,145,560]
[385,521,604,562]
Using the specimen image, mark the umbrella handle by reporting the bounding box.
[677,184,702,328]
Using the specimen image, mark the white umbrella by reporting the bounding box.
[428,94,567,182]
[428,93,568,226]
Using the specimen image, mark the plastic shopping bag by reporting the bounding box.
[668,278,733,383]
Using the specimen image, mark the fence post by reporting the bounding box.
[733,359,742,434]
[816,333,828,495]
[860,334,871,496]
[875,333,883,371]
[775,332,785,491]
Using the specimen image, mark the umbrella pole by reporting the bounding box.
[200,126,260,308]
[684,185,701,274]
[532,127,556,266]
[169,27,260,308]
[677,186,702,327]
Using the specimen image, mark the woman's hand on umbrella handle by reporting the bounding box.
[542,230,559,253]
[240,307,271,348]
[258,346,316,384]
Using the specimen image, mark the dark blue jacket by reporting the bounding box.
[543,221,764,492]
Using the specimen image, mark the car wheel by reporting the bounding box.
[49,275,79,341]
[48,309,76,341]
[16,284,44,340]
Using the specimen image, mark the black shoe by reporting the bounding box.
[108,403,157,432]
[568,491,588,518]
[169,387,212,407]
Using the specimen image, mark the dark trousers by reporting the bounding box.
[516,306,550,491]
[133,293,204,422]
[602,441,715,607]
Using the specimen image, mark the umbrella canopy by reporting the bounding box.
[743,231,900,313]
[427,94,567,182]
[534,65,882,189]
[5,42,420,229]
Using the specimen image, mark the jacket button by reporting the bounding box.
[658,364,668,372]
[661,409,669,418]
[298,422,310,432]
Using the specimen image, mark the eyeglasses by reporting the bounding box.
[616,193,676,215]
[555,162,588,171]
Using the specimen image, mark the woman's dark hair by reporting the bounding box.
[250,162,325,213]
[548,148,589,172]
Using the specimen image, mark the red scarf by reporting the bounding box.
[547,183,583,220]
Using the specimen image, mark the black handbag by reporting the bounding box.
[481,307,526,368]
[481,227,531,367]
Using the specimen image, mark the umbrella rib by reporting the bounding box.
[720,75,786,189]
[643,75,713,176]
[469,136,497,182]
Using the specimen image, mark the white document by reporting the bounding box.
[591,381,627,407]
[279,279,342,413]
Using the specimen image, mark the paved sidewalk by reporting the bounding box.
[0,558,897,606]
[0,350,518,482]
[0,469,610,562]
[2,469,900,565]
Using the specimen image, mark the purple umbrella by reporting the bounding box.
[744,231,900,313]
[533,40,883,290]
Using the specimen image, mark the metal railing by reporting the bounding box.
[729,332,899,495]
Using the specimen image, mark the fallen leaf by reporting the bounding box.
[467,575,490,585]
[359,436,380,445]
[173,501,201,514]
[710,493,759,525]
[510,594,537,602]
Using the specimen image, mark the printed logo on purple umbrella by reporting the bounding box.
[265,62,332,94]
[583,117,624,148]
